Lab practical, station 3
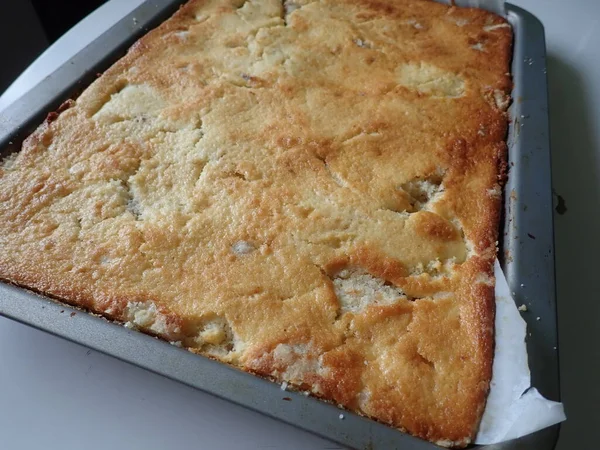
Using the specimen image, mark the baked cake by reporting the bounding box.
[0,0,512,446]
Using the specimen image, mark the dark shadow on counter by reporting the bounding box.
[547,54,600,449]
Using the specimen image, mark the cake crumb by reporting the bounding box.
[281,381,288,391]
[536,316,541,321]
[339,413,345,420]
[518,304,528,312]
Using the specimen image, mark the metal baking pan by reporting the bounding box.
[0,2,559,449]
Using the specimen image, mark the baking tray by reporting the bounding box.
[0,2,560,449]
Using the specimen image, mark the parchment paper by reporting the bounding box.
[474,262,566,444]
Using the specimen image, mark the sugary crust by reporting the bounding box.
[0,0,511,446]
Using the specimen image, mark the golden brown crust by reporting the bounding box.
[0,0,511,446]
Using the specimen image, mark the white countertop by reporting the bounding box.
[1,1,599,448]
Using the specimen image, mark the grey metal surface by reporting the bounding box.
[0,2,559,449]
[496,5,561,450]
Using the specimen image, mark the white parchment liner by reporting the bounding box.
[474,263,566,444]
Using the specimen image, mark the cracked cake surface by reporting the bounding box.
[0,0,511,446]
